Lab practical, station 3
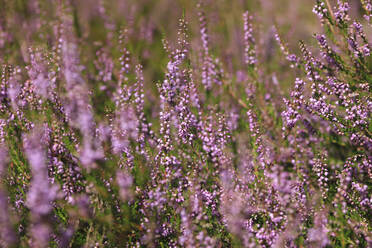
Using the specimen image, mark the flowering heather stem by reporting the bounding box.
[60,13,103,168]
[23,125,58,248]
[243,11,257,66]
[0,146,16,247]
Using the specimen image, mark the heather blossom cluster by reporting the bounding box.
[0,0,371,247]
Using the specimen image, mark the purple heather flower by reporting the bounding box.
[307,211,330,247]
[116,170,133,201]
[179,209,196,247]
[334,0,350,25]
[24,125,59,247]
[0,146,16,247]
[282,78,305,130]
[197,4,223,89]
[94,48,114,82]
[27,48,56,100]
[243,11,257,66]
[60,17,103,168]
[313,1,328,22]
[274,27,299,67]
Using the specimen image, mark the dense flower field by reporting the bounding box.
[0,0,371,247]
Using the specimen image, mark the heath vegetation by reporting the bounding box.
[0,0,371,247]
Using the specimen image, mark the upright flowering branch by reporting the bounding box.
[273,27,299,67]
[24,125,58,248]
[282,78,305,131]
[0,145,16,247]
[313,0,330,25]
[59,12,103,168]
[197,2,222,90]
[334,0,350,27]
[315,34,343,71]
[197,2,211,90]
[118,29,131,87]
[134,64,152,156]
[243,11,257,67]
[94,48,114,83]
[27,48,57,101]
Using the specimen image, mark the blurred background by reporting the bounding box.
[0,0,368,100]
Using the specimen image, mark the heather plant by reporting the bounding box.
[0,0,371,247]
